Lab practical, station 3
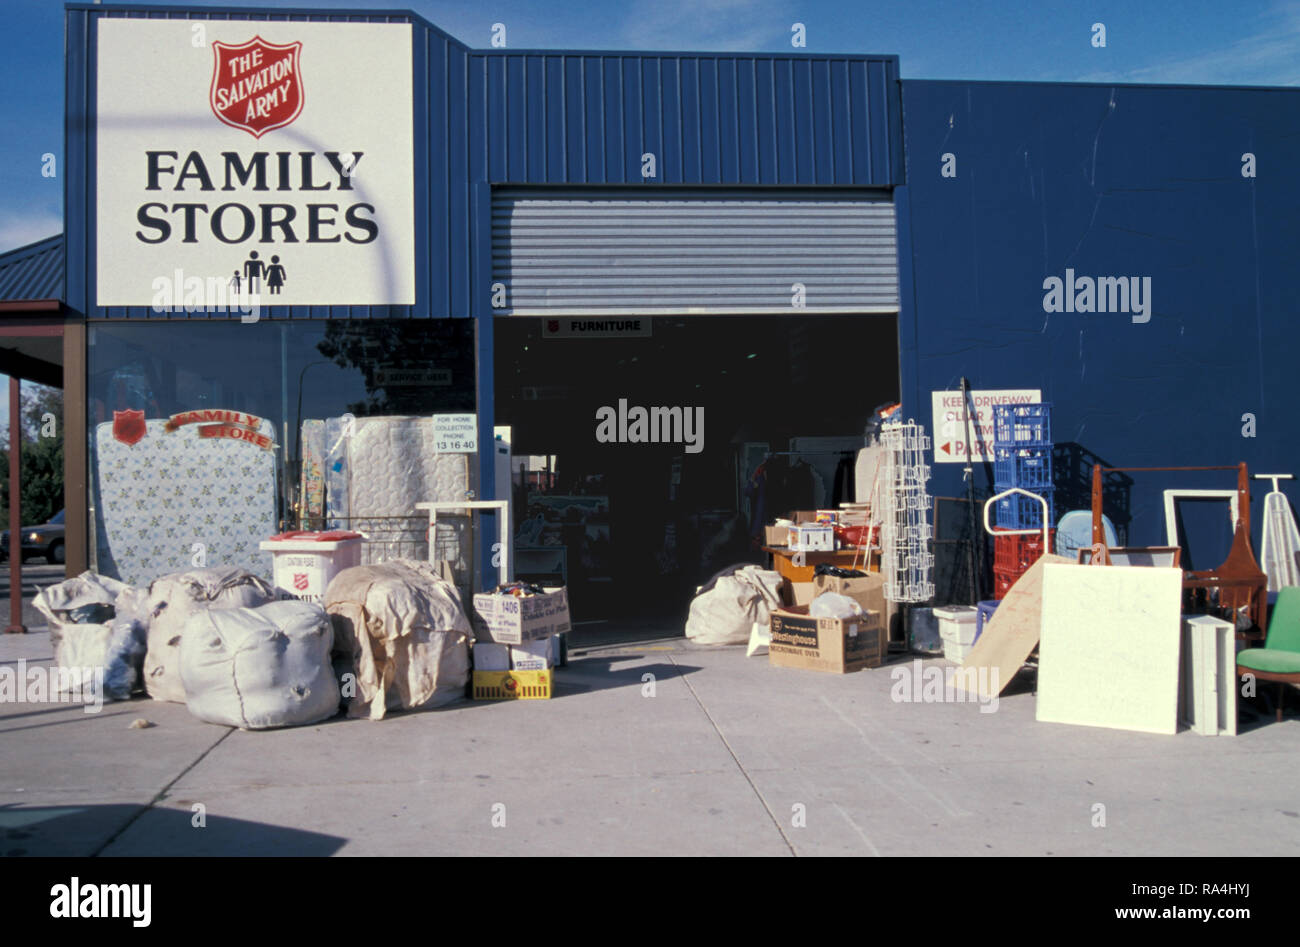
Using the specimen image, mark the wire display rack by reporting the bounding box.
[877,419,936,603]
[321,513,475,593]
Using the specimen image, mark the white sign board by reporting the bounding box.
[96,19,415,307]
[930,389,1041,462]
[541,317,652,339]
[433,414,477,454]
[1037,564,1183,734]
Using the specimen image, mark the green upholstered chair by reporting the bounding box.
[1237,587,1300,722]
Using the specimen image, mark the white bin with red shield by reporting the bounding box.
[259,530,364,605]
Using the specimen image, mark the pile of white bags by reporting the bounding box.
[685,564,784,646]
[34,571,147,700]
[142,567,278,703]
[324,559,471,720]
[180,600,340,730]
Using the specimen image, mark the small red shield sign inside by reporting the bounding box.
[211,37,303,138]
[292,573,309,591]
[113,410,147,446]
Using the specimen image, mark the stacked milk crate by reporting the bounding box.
[878,420,935,603]
[990,403,1054,599]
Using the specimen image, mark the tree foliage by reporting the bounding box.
[0,384,64,527]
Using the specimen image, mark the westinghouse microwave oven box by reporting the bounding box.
[768,605,885,673]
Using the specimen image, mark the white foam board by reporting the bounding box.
[1037,564,1183,735]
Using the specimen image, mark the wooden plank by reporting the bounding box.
[951,554,1072,699]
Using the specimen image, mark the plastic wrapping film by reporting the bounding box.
[299,419,326,526]
[321,415,473,576]
[33,571,146,700]
[92,418,278,587]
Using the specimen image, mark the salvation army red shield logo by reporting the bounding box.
[292,573,309,591]
[210,37,303,138]
[112,410,147,446]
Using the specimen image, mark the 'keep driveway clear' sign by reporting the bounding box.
[931,389,1042,463]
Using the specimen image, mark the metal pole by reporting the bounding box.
[7,375,26,633]
[960,377,980,603]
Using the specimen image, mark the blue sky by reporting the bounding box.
[1,0,1299,254]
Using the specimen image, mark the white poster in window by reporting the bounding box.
[95,19,415,307]
[433,414,478,454]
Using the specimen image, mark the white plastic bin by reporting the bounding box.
[935,605,978,664]
[934,606,979,646]
[259,530,364,605]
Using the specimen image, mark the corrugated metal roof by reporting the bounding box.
[0,234,64,303]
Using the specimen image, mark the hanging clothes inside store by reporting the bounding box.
[745,454,823,542]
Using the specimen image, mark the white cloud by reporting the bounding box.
[1074,2,1300,86]
[0,211,61,255]
[618,0,789,52]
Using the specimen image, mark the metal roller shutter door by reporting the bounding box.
[491,188,899,315]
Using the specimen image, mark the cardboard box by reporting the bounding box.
[764,525,789,547]
[788,510,820,524]
[472,669,553,700]
[510,636,554,671]
[472,642,510,672]
[768,606,885,673]
[783,581,818,607]
[812,572,885,621]
[788,524,834,551]
[472,587,571,645]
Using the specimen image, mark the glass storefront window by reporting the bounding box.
[87,319,476,582]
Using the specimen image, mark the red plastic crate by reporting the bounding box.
[992,528,1056,573]
[992,567,1017,600]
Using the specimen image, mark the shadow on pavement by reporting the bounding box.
[0,802,347,857]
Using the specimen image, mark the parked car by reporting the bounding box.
[0,509,65,564]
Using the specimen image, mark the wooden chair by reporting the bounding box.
[1237,586,1300,722]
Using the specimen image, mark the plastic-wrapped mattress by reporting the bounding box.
[323,416,469,563]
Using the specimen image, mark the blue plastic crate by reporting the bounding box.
[993,403,1052,447]
[993,445,1053,490]
[976,600,1000,641]
[994,489,1054,530]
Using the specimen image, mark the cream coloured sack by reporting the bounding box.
[325,559,470,720]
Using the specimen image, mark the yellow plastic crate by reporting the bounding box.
[472,669,553,700]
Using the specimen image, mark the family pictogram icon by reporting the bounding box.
[229,250,286,295]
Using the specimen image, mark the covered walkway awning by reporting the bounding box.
[0,233,69,633]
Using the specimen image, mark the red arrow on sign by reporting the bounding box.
[940,442,952,455]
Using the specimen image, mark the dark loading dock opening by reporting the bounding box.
[494,315,900,625]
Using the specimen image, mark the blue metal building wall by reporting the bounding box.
[899,79,1300,548]
[470,51,901,188]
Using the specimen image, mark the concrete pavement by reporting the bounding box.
[1,626,1297,856]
